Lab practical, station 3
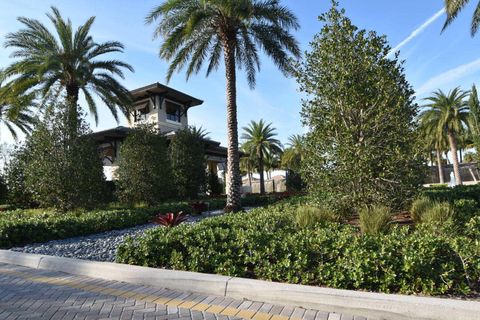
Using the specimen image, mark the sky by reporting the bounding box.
[1,0,480,147]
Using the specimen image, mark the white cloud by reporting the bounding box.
[387,8,445,57]
[416,58,480,95]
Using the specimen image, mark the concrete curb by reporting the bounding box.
[1,250,479,320]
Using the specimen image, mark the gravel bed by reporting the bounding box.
[10,208,239,262]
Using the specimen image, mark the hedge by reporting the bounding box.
[0,193,287,248]
[422,185,480,203]
[116,200,480,296]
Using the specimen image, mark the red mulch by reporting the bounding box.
[347,211,413,227]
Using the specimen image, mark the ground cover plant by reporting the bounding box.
[117,197,480,296]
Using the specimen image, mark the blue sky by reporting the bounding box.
[1,0,480,147]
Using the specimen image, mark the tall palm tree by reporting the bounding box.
[2,7,133,133]
[442,0,480,36]
[0,69,35,140]
[241,120,282,194]
[146,0,300,210]
[281,134,304,172]
[420,88,470,185]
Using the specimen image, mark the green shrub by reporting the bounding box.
[422,202,454,226]
[169,127,206,199]
[410,197,434,223]
[4,146,36,208]
[116,201,475,295]
[21,105,107,211]
[116,125,173,205]
[295,205,338,227]
[422,185,480,203]
[359,205,392,235]
[206,170,223,196]
[453,199,478,226]
[298,4,423,212]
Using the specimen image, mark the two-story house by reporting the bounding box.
[94,82,228,181]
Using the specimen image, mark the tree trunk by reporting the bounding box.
[448,131,462,185]
[436,148,445,184]
[66,84,79,137]
[258,149,265,194]
[223,38,242,211]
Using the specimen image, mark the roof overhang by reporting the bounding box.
[130,82,203,107]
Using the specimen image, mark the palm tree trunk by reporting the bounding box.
[258,150,265,194]
[223,39,241,211]
[448,131,462,185]
[436,148,445,184]
[66,84,79,137]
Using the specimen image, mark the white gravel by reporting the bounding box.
[11,223,159,262]
[10,209,234,262]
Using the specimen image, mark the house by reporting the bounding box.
[93,82,228,181]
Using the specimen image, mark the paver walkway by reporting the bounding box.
[0,263,370,320]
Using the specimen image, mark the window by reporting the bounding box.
[166,101,182,122]
[133,105,149,122]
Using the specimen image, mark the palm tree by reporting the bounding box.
[442,0,480,36]
[264,151,280,180]
[420,88,470,185]
[281,134,304,172]
[419,116,449,184]
[146,0,300,210]
[241,120,282,194]
[240,151,256,188]
[189,125,210,140]
[469,84,480,162]
[2,7,133,134]
[0,69,35,140]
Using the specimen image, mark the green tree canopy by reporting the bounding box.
[0,69,35,140]
[297,3,423,212]
[442,0,480,36]
[169,127,206,199]
[2,7,133,132]
[116,125,173,205]
[19,100,107,211]
[241,119,282,194]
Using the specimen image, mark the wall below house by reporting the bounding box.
[242,179,287,194]
[426,163,480,184]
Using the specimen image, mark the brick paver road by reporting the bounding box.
[0,263,371,320]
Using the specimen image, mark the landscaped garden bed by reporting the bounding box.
[116,192,480,297]
[0,193,289,249]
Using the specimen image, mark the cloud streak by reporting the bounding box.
[387,8,445,57]
[416,57,480,96]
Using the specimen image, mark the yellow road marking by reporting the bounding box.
[205,305,225,314]
[220,306,239,316]
[191,302,210,311]
[253,312,273,320]
[0,268,302,319]
[237,309,257,319]
[178,300,198,309]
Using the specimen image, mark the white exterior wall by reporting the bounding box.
[129,95,188,133]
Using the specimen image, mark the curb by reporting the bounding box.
[1,250,479,320]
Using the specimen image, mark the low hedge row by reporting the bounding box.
[116,201,480,296]
[0,193,287,249]
[422,185,480,203]
[0,202,192,248]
